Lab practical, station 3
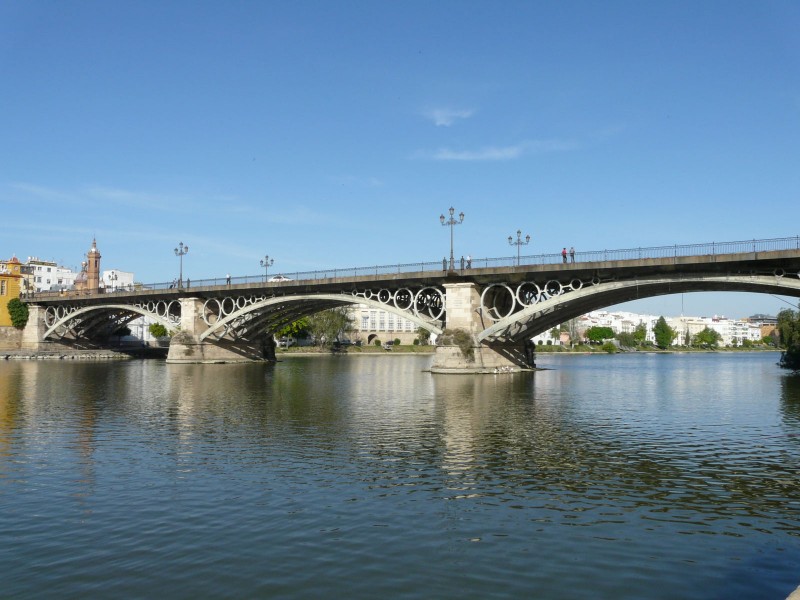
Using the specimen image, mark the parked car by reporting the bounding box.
[268,274,292,282]
[383,341,394,350]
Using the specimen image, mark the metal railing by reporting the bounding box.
[28,234,800,300]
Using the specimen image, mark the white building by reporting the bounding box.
[349,304,430,345]
[25,257,79,292]
[102,269,135,292]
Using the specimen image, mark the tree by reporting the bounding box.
[632,323,647,345]
[550,327,561,341]
[601,341,617,354]
[7,298,29,329]
[148,323,169,338]
[416,327,432,345]
[652,316,675,349]
[276,317,310,339]
[616,331,636,348]
[307,308,352,348]
[692,326,722,348]
[777,307,800,370]
[585,326,614,344]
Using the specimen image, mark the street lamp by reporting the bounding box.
[174,241,189,287]
[508,229,531,266]
[260,255,274,282]
[109,270,118,292]
[440,206,464,271]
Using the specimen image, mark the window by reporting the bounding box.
[0,281,6,296]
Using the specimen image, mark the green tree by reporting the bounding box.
[615,331,636,348]
[632,323,647,345]
[416,327,432,345]
[276,317,310,339]
[550,327,561,341]
[585,326,614,344]
[652,316,675,349]
[148,323,169,338]
[777,307,800,370]
[692,326,722,348]
[307,308,352,348]
[601,341,617,354]
[7,298,29,329]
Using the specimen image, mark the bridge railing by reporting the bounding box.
[27,235,800,300]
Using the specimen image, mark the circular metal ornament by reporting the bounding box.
[394,288,414,311]
[480,284,516,321]
[515,282,541,307]
[414,287,445,320]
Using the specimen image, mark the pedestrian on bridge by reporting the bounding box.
[562,248,568,263]
[570,247,575,262]
[226,273,231,286]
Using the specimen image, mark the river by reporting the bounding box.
[1,352,798,599]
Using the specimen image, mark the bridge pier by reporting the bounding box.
[431,283,535,374]
[166,298,276,364]
[20,305,66,352]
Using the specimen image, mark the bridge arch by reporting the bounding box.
[198,293,445,341]
[42,303,178,341]
[477,273,800,342]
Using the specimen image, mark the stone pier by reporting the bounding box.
[166,297,276,364]
[430,282,535,374]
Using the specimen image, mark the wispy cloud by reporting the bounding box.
[423,107,475,127]
[415,138,579,161]
[7,182,190,213]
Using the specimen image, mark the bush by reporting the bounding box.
[439,328,474,361]
[413,338,420,346]
[148,323,170,338]
[601,342,617,354]
[374,339,382,347]
[7,298,29,329]
[393,338,401,347]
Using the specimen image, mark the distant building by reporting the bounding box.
[349,304,428,345]
[103,269,135,292]
[25,257,79,293]
[0,256,23,326]
[74,238,102,294]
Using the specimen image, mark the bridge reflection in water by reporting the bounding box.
[21,235,800,372]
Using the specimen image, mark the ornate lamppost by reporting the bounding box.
[440,207,464,271]
[174,241,189,287]
[260,255,274,282]
[108,270,118,292]
[508,229,530,266]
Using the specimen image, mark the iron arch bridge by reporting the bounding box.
[22,237,800,367]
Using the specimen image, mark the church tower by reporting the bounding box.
[86,238,101,294]
[74,238,102,295]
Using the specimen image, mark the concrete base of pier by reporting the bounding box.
[166,332,276,364]
[430,343,535,374]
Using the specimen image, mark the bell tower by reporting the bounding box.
[86,237,101,294]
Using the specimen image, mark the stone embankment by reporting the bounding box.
[2,349,133,361]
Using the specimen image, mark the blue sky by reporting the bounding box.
[2,1,799,318]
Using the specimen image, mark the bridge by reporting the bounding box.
[21,236,800,372]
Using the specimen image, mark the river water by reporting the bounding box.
[1,352,798,599]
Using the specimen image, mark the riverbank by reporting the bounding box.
[1,347,168,360]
